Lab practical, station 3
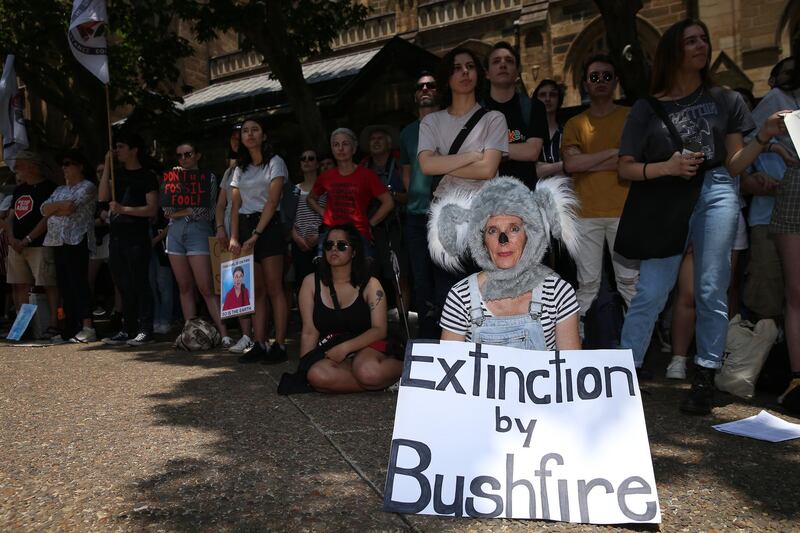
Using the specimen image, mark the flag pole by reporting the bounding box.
[104,83,115,202]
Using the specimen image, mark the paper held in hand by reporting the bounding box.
[384,341,661,524]
[784,109,800,151]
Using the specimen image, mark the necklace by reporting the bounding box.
[671,86,704,108]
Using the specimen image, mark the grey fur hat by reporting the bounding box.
[428,176,579,299]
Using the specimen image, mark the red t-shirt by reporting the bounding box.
[311,166,387,238]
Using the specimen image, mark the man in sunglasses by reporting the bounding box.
[562,54,638,341]
[483,41,548,189]
[400,70,440,337]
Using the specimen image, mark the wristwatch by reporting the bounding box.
[252,229,262,236]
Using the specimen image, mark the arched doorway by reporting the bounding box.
[562,16,661,106]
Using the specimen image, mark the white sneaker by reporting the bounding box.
[71,327,97,343]
[228,335,254,353]
[665,356,688,380]
[221,336,233,349]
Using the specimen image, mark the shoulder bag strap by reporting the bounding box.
[431,107,490,195]
[645,97,684,152]
[448,107,490,155]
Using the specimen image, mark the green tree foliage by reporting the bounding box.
[0,0,193,160]
[176,0,369,152]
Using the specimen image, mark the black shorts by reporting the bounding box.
[238,213,285,262]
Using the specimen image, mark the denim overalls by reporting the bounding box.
[467,273,548,350]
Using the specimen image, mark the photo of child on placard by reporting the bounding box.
[220,255,255,318]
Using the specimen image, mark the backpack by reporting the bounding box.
[175,318,221,351]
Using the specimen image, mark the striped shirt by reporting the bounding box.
[294,189,326,238]
[440,275,579,350]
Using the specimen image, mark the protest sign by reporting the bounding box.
[208,237,232,295]
[161,169,212,209]
[384,341,660,525]
[220,255,254,319]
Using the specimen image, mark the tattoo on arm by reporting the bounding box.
[370,290,384,310]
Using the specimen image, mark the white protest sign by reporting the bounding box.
[220,255,255,319]
[783,109,800,152]
[384,341,661,524]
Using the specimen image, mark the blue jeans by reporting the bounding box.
[149,254,174,326]
[621,167,739,369]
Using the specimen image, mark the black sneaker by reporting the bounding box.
[680,366,716,415]
[102,331,129,346]
[238,342,267,363]
[262,343,288,365]
[127,332,154,346]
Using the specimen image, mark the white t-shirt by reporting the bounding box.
[440,275,579,350]
[230,155,288,215]
[417,103,508,197]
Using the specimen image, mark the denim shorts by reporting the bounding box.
[166,217,213,256]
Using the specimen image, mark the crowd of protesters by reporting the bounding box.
[1,18,798,415]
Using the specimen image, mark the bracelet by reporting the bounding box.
[24,235,32,244]
[642,163,649,180]
[252,229,262,236]
[216,224,225,230]
[755,132,769,145]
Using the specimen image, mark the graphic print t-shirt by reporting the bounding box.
[484,93,548,188]
[311,165,387,238]
[620,87,754,170]
[12,180,58,245]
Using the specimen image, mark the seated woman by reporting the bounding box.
[299,224,402,392]
[432,176,581,350]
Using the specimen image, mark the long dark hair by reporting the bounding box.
[436,46,485,108]
[318,224,369,290]
[650,19,713,95]
[236,117,273,170]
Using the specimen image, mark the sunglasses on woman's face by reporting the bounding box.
[588,71,614,83]
[324,240,351,252]
[300,154,316,162]
[177,151,194,159]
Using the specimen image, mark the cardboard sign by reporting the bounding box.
[160,169,211,208]
[208,236,232,295]
[220,255,255,319]
[384,341,661,525]
[7,303,37,341]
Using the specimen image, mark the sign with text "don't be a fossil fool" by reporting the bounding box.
[383,341,661,525]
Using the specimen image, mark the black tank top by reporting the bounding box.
[313,273,371,337]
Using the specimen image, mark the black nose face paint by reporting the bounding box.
[498,232,509,244]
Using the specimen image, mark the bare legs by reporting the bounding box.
[169,253,228,337]
[776,234,800,373]
[306,348,402,393]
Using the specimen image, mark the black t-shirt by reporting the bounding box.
[484,93,548,188]
[111,167,159,238]
[12,180,58,246]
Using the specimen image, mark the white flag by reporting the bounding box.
[0,55,30,172]
[68,0,109,84]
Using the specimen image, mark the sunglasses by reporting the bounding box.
[300,155,316,162]
[416,81,437,91]
[324,240,351,252]
[588,71,614,83]
[176,151,194,159]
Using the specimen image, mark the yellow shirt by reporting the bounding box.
[562,106,630,218]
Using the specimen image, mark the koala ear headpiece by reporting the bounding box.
[428,176,580,301]
[531,176,580,259]
[427,186,475,273]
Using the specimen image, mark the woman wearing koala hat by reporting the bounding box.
[431,176,581,350]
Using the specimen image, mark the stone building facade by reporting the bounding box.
[180,0,799,107]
